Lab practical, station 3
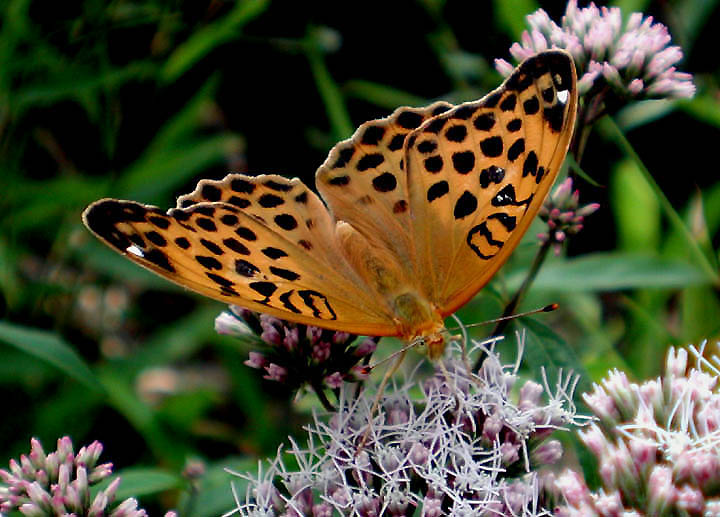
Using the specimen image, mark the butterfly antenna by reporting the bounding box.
[364,338,423,372]
[444,304,558,333]
[355,349,408,456]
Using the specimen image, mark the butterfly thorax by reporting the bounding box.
[391,292,446,360]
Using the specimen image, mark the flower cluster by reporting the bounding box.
[554,343,720,516]
[0,436,173,517]
[538,177,600,254]
[229,336,585,516]
[216,306,377,403]
[496,0,695,105]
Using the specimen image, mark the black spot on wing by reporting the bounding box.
[523,97,540,115]
[506,119,522,132]
[372,172,397,192]
[145,231,167,247]
[523,151,538,177]
[473,113,495,131]
[250,281,277,300]
[424,156,443,173]
[236,226,257,241]
[196,255,222,270]
[200,238,223,255]
[298,290,337,319]
[544,104,566,132]
[500,94,517,111]
[236,259,260,277]
[452,151,475,174]
[452,105,477,120]
[223,238,250,255]
[332,147,355,169]
[259,194,284,208]
[417,140,437,154]
[148,216,170,229]
[201,184,222,201]
[479,166,505,189]
[427,181,449,202]
[145,249,175,272]
[488,212,517,231]
[357,153,384,171]
[206,272,234,288]
[424,117,447,134]
[507,138,525,162]
[396,110,424,129]
[196,218,217,232]
[231,178,255,194]
[454,191,478,220]
[221,214,238,226]
[270,266,300,281]
[228,196,251,208]
[480,136,503,157]
[361,125,385,145]
[328,175,350,186]
[388,133,405,151]
[263,179,293,192]
[262,247,288,259]
[445,125,467,143]
[279,291,301,313]
[274,214,298,231]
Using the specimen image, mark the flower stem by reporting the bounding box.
[311,381,336,412]
[474,239,553,370]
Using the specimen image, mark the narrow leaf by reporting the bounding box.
[0,321,104,393]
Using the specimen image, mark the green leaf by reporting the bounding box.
[615,99,675,131]
[96,468,182,500]
[611,0,651,17]
[0,321,104,393]
[162,0,270,82]
[344,80,428,110]
[307,46,353,141]
[611,158,660,252]
[507,252,709,292]
[520,319,592,397]
[118,134,244,202]
[492,0,538,39]
[680,95,720,128]
[182,457,255,517]
[601,117,719,284]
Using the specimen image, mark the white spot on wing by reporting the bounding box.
[127,245,145,258]
[557,89,569,104]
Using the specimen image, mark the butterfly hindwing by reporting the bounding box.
[316,101,452,273]
[403,50,578,314]
[83,175,398,336]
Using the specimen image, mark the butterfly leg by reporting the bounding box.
[355,348,408,455]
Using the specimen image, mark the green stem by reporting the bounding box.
[493,240,553,338]
[474,240,553,370]
[603,117,719,285]
[312,381,336,412]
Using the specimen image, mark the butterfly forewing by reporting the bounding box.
[403,50,578,314]
[83,175,398,336]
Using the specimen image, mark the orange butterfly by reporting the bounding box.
[83,51,577,360]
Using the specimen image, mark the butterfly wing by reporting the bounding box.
[315,101,452,274]
[403,51,578,314]
[83,174,398,336]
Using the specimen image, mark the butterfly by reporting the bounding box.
[83,50,577,360]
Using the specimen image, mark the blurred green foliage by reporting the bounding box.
[0,0,719,514]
